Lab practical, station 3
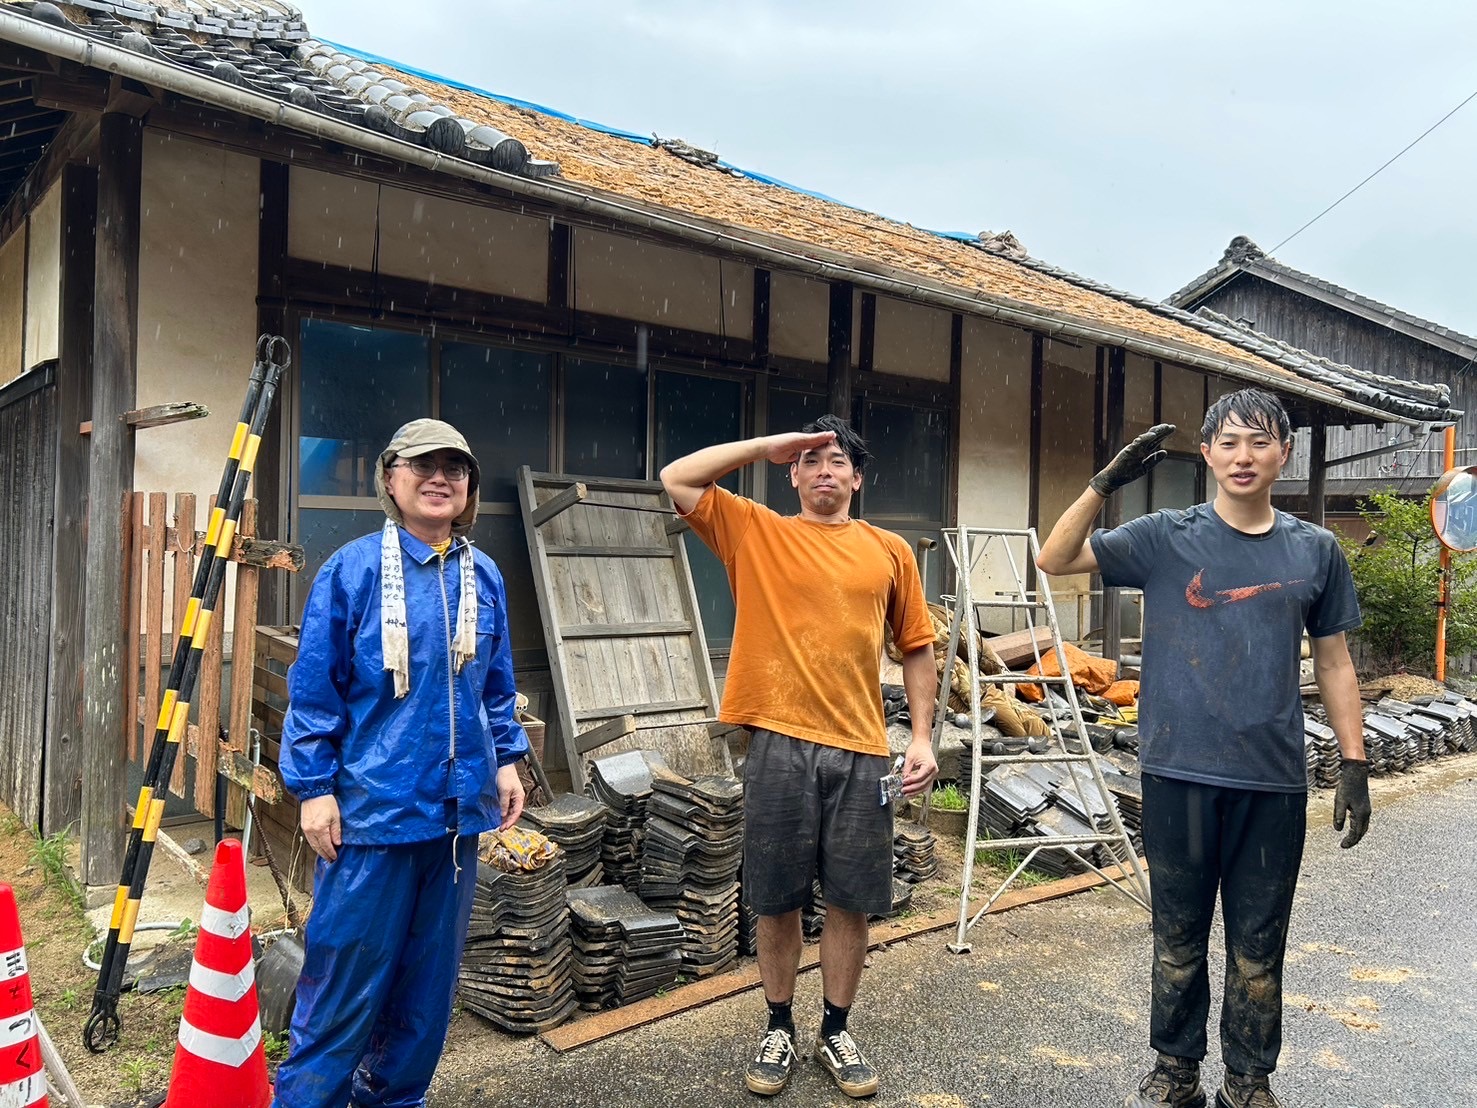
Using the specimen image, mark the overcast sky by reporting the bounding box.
[297,1,1477,336]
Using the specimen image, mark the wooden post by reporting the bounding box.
[1101,347,1126,662]
[43,162,96,837]
[827,280,853,419]
[80,112,142,885]
[254,160,288,626]
[1436,425,1457,682]
[1306,417,1327,530]
[1026,334,1044,595]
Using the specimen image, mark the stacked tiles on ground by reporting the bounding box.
[586,750,657,892]
[893,824,937,883]
[520,792,607,887]
[459,833,575,1033]
[1096,751,1143,855]
[567,885,684,1009]
[973,759,1132,878]
[640,761,744,978]
[1303,692,1477,788]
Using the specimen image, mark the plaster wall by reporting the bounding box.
[957,317,1033,635]
[769,272,828,363]
[1124,352,1155,439]
[24,184,60,369]
[573,228,751,338]
[873,296,951,381]
[287,168,549,301]
[0,228,24,385]
[135,131,261,629]
[1037,348,1097,639]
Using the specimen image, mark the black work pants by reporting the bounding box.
[1141,773,1306,1077]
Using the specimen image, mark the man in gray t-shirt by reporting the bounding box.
[1038,388,1372,1108]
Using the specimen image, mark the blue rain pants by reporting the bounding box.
[272,833,478,1108]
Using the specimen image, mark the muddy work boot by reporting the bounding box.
[1216,1072,1282,1108]
[745,1026,797,1096]
[1123,1053,1207,1108]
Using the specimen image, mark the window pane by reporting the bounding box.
[563,358,647,478]
[471,514,543,657]
[1151,457,1199,512]
[296,507,388,598]
[863,400,947,521]
[298,319,430,497]
[440,342,552,502]
[655,371,743,644]
[764,384,827,514]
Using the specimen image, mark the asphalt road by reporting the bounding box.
[428,756,1477,1108]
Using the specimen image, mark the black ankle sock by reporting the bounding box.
[766,998,794,1034]
[821,999,849,1038]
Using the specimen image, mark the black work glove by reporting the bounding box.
[1333,757,1371,848]
[1089,423,1176,497]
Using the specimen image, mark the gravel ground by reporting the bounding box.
[427,755,1477,1108]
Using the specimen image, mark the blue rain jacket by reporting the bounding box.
[280,529,529,843]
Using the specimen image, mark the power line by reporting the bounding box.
[1269,85,1477,255]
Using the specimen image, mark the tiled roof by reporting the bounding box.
[7,0,557,176]
[961,239,1456,424]
[1169,236,1477,360]
[0,2,1457,426]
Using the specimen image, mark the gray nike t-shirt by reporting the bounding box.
[1090,503,1361,792]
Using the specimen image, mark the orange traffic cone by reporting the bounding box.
[0,883,46,1108]
[163,839,271,1108]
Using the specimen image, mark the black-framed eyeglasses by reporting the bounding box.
[389,458,471,481]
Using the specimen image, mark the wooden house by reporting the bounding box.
[1170,236,1472,528]
[0,1,1455,880]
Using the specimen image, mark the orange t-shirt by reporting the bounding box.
[683,485,935,756]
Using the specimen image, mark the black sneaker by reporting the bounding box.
[1216,1072,1282,1108]
[814,1029,879,1098]
[745,1027,797,1096]
[1122,1053,1207,1108]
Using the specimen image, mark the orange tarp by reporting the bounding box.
[1018,642,1137,705]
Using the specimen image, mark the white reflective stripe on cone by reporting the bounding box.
[177,1015,263,1069]
[0,1008,37,1049]
[199,901,250,940]
[189,958,256,1003]
[0,945,27,982]
[0,1069,46,1106]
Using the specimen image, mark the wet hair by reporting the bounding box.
[800,413,872,472]
[1200,388,1291,445]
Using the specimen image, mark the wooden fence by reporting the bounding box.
[124,493,290,826]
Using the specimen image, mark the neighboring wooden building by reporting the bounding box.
[1170,236,1473,522]
[0,1,1455,878]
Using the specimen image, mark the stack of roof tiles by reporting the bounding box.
[520,792,607,887]
[893,824,938,884]
[566,885,684,1010]
[639,762,744,978]
[459,833,575,1033]
[1303,693,1477,787]
[586,750,656,893]
[974,759,1132,878]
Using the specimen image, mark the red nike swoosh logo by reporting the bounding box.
[1186,569,1305,609]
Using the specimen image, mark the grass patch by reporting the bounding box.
[27,828,82,909]
[264,1029,291,1063]
[929,784,968,811]
[973,842,1053,887]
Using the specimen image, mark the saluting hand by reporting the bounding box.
[1090,423,1176,497]
[764,431,837,466]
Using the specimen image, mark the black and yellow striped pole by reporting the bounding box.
[84,335,290,1053]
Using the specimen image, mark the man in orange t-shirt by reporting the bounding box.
[661,414,939,1100]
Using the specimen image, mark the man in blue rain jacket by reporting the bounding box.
[274,418,528,1108]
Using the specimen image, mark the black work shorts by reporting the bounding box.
[742,729,894,918]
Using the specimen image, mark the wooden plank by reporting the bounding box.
[571,714,636,755]
[253,666,289,700]
[558,621,693,639]
[80,109,144,883]
[544,544,673,559]
[256,626,299,666]
[573,699,708,721]
[225,500,258,830]
[541,859,1148,1053]
[42,162,97,837]
[529,481,586,527]
[142,492,166,768]
[1102,346,1126,661]
[123,401,208,430]
[983,625,1055,669]
[126,492,143,764]
[191,495,226,805]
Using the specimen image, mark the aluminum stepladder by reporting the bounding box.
[933,525,1150,953]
